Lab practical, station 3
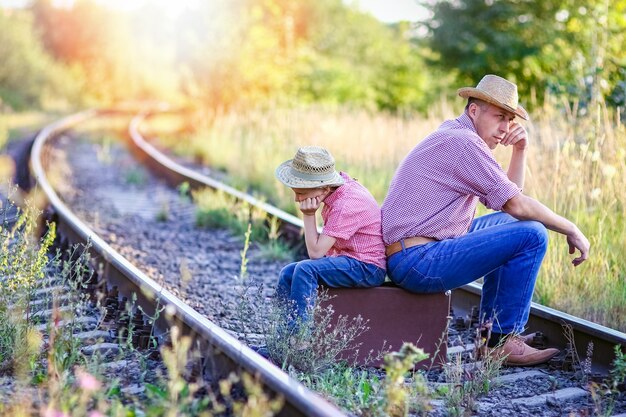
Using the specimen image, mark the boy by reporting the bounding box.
[275,146,386,327]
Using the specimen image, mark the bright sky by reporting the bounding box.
[350,0,428,22]
[2,0,428,22]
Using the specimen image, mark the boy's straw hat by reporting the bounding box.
[275,146,345,188]
[457,74,529,120]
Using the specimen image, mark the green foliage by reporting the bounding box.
[299,363,386,415]
[257,216,295,262]
[382,343,430,417]
[239,223,252,280]
[124,167,146,186]
[193,187,271,244]
[294,1,428,111]
[31,0,181,105]
[0,199,283,416]
[423,0,626,109]
[588,345,626,416]
[0,10,78,110]
[295,344,431,417]
[610,345,626,389]
[178,0,429,111]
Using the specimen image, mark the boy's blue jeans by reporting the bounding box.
[387,212,548,334]
[276,256,386,325]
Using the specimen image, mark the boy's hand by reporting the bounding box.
[299,196,321,216]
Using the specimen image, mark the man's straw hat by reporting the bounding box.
[457,74,529,120]
[275,146,345,189]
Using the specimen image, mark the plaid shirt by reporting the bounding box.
[381,113,521,245]
[322,172,386,269]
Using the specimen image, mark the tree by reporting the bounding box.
[31,0,178,104]
[178,0,429,111]
[0,9,78,109]
[421,0,626,108]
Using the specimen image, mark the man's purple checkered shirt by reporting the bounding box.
[381,112,521,245]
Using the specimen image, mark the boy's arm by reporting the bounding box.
[300,197,336,259]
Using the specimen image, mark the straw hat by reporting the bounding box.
[275,146,345,188]
[457,74,529,120]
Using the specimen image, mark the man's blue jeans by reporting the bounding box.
[276,256,386,325]
[387,212,548,334]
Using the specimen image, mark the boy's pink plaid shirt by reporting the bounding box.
[321,172,386,270]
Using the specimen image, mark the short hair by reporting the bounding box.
[465,97,489,112]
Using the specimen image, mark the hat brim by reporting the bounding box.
[458,87,529,120]
[275,160,345,188]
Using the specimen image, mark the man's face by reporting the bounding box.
[291,187,328,202]
[470,103,516,149]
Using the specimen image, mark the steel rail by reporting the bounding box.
[130,112,626,373]
[30,111,348,417]
[127,112,304,241]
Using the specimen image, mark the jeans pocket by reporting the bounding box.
[388,245,427,278]
[394,265,445,293]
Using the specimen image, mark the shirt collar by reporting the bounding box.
[456,112,478,134]
[323,172,350,207]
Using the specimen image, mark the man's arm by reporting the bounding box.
[502,194,590,266]
[503,122,528,189]
[507,147,526,189]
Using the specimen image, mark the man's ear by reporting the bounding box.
[467,102,478,118]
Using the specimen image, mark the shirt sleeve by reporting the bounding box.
[453,139,521,210]
[322,201,361,240]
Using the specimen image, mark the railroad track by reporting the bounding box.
[29,111,346,417]
[24,110,626,416]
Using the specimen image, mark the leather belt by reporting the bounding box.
[385,236,437,257]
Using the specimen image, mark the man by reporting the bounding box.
[381,74,590,366]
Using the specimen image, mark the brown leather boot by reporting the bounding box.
[493,335,559,366]
[521,332,539,344]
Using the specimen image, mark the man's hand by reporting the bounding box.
[502,122,528,150]
[299,196,322,216]
[567,228,590,267]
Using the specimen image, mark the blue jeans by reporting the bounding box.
[276,256,386,325]
[387,212,548,334]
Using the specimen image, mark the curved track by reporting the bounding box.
[30,111,348,417]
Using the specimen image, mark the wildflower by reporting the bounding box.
[88,412,105,417]
[76,368,101,392]
[602,164,617,179]
[580,143,589,154]
[44,409,70,417]
[165,303,177,318]
[590,188,602,200]
[591,150,600,162]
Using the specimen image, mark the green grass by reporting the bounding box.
[192,187,296,262]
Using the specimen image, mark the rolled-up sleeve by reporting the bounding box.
[455,140,522,210]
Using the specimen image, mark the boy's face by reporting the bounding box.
[291,187,328,203]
